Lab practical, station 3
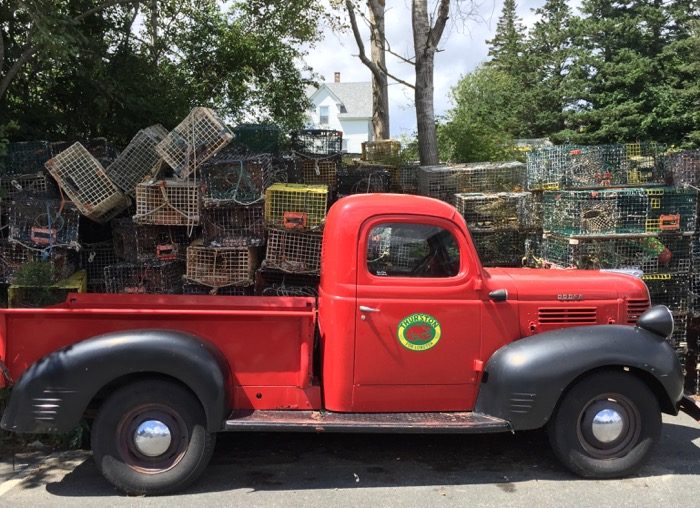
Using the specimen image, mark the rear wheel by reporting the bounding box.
[91,380,215,495]
[547,371,661,478]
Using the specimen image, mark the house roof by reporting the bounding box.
[309,82,372,119]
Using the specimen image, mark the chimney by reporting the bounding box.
[334,72,341,83]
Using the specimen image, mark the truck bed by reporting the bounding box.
[0,293,321,410]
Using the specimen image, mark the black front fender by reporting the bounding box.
[474,324,684,430]
[1,330,230,434]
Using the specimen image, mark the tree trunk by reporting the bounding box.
[368,1,390,139]
[412,0,439,165]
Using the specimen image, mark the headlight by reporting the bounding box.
[636,305,674,338]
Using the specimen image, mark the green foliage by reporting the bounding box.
[14,261,56,287]
[486,0,527,75]
[0,1,324,145]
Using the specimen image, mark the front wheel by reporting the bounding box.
[91,379,216,495]
[547,371,661,478]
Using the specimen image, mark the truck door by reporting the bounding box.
[353,215,482,412]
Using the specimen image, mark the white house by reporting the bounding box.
[306,73,372,153]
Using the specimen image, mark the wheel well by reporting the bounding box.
[84,373,204,422]
[554,365,676,418]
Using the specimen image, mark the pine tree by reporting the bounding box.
[486,0,527,74]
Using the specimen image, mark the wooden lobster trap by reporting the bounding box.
[185,246,259,287]
[45,142,130,223]
[134,179,199,226]
[156,107,233,179]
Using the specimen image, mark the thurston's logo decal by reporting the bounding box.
[397,313,442,351]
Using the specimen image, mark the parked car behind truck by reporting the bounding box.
[0,193,698,495]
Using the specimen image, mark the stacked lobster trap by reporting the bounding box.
[291,130,342,195]
[528,143,697,369]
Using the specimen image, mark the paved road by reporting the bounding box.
[1,412,699,508]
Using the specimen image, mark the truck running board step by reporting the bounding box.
[224,410,511,434]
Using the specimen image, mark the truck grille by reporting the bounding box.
[538,307,597,325]
[627,299,650,324]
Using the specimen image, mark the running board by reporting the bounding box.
[224,410,511,434]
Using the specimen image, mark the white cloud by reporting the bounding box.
[302,0,582,138]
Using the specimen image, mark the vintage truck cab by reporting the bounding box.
[0,193,695,495]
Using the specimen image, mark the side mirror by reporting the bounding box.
[489,288,508,302]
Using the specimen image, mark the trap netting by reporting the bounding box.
[103,261,184,294]
[8,196,80,250]
[45,142,130,223]
[201,205,265,247]
[106,125,169,194]
[455,192,536,232]
[539,233,692,273]
[200,151,275,206]
[264,183,328,231]
[134,179,199,226]
[185,246,259,287]
[526,143,665,190]
[264,229,323,274]
[156,107,233,179]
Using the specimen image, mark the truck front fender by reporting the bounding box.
[474,324,684,430]
[0,330,229,434]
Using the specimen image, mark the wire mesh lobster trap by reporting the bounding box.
[264,229,322,274]
[643,273,690,314]
[526,144,665,191]
[45,142,130,223]
[669,312,689,352]
[337,165,391,196]
[292,129,342,156]
[201,205,264,247]
[417,162,526,202]
[255,267,319,297]
[182,281,254,296]
[0,172,50,197]
[0,240,40,283]
[362,140,401,166]
[295,153,340,190]
[103,261,184,294]
[200,151,274,206]
[185,246,259,287]
[399,163,419,194]
[543,187,697,236]
[470,230,530,267]
[539,233,693,273]
[156,107,233,179]
[81,240,118,292]
[264,183,328,231]
[0,141,53,175]
[134,179,199,225]
[8,196,80,250]
[233,124,282,154]
[455,192,536,232]
[106,125,169,194]
[666,150,700,187]
[112,218,196,262]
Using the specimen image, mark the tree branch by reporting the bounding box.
[385,38,415,66]
[345,0,384,82]
[429,0,451,48]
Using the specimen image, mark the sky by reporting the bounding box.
[302,0,581,138]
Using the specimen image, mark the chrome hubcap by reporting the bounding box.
[591,408,625,443]
[133,420,172,457]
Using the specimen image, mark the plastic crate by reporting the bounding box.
[264,183,328,231]
[296,154,340,189]
[45,142,130,223]
[103,261,184,294]
[526,144,665,190]
[417,162,526,202]
[106,125,169,194]
[134,179,199,225]
[666,149,700,187]
[81,240,118,292]
[543,188,697,236]
[200,151,274,206]
[185,246,259,287]
[8,196,80,250]
[0,172,50,197]
[255,267,319,297]
[8,270,86,308]
[264,229,322,274]
[455,192,536,232]
[201,205,264,247]
[182,281,254,296]
[0,141,52,175]
[292,129,342,156]
[539,233,692,273]
[156,107,233,179]
[337,165,391,196]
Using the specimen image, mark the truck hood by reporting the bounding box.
[484,267,649,303]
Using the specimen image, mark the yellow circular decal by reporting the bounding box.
[397,313,442,351]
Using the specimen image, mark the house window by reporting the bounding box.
[319,106,329,125]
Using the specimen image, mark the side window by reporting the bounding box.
[367,223,460,278]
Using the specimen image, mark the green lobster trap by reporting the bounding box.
[455,192,536,232]
[417,162,526,203]
[264,183,328,231]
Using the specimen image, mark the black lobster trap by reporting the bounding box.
[103,261,185,294]
[8,195,80,250]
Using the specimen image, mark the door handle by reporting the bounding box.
[359,305,380,313]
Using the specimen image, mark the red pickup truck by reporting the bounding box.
[0,194,696,495]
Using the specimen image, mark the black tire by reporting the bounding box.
[91,379,216,495]
[547,371,661,478]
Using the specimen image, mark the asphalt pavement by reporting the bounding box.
[1,412,699,507]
